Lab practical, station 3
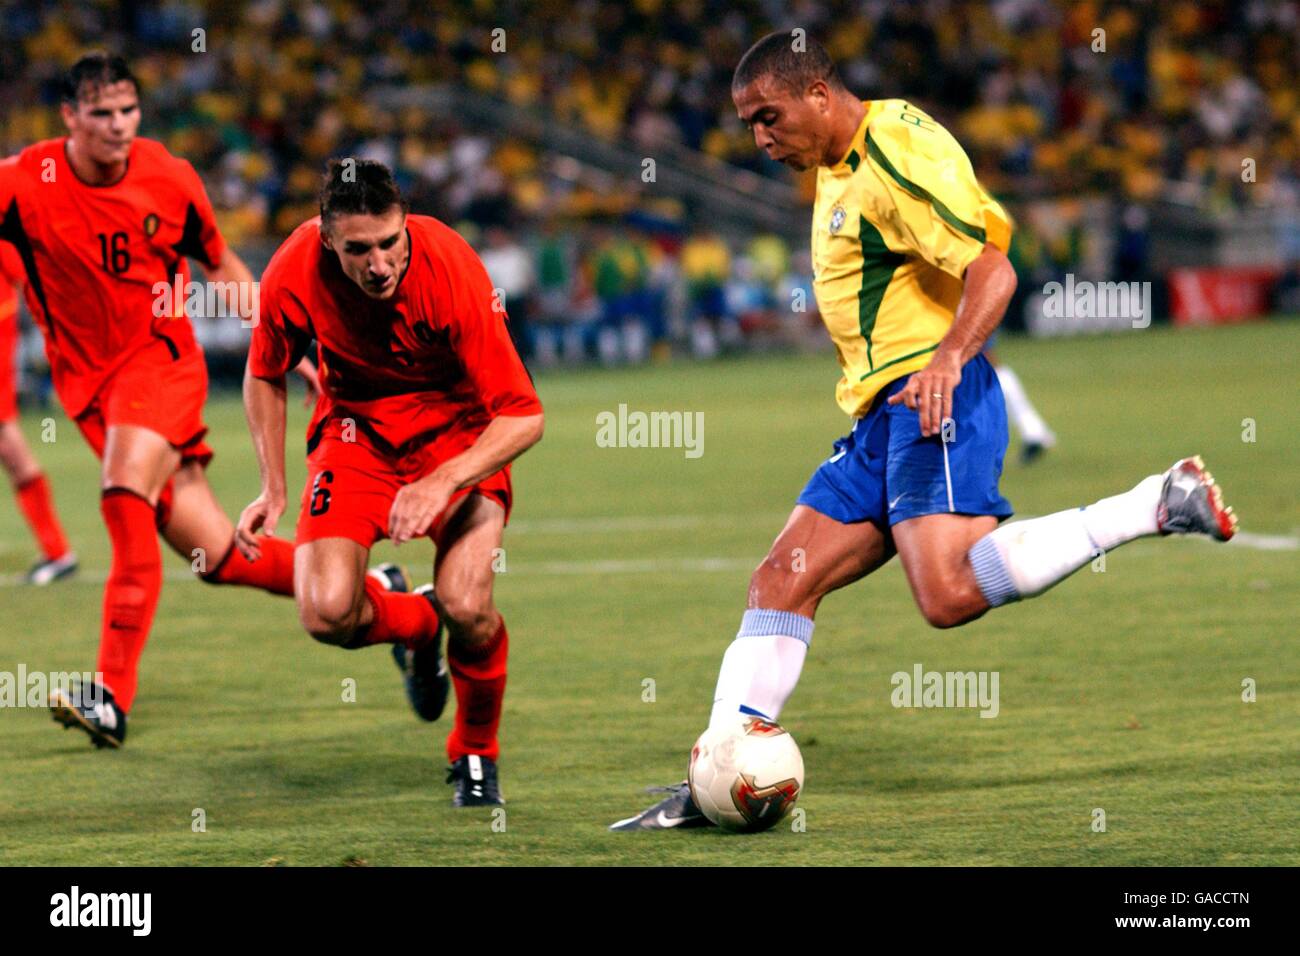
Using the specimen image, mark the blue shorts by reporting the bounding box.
[797,353,1013,527]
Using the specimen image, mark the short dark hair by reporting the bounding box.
[60,52,139,105]
[732,31,844,96]
[319,159,408,230]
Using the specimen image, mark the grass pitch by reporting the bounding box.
[1,319,1297,866]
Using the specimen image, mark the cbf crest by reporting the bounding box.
[828,203,846,235]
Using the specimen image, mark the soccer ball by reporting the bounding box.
[688,716,804,832]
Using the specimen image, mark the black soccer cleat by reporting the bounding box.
[25,551,79,586]
[390,584,450,722]
[447,755,504,807]
[50,681,126,749]
[608,780,714,831]
[366,561,411,594]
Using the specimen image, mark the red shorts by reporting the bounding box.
[73,338,214,467]
[0,310,17,422]
[295,419,512,548]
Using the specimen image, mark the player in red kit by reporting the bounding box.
[0,54,320,748]
[238,160,544,806]
[0,242,77,584]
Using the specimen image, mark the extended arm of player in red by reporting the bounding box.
[387,241,545,544]
[438,238,546,487]
[235,364,290,560]
[433,412,545,494]
[237,283,309,558]
[234,242,293,557]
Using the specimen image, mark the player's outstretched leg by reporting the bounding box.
[434,493,510,807]
[0,421,77,584]
[965,455,1235,613]
[889,455,1237,630]
[160,461,295,595]
[51,425,176,748]
[611,506,892,830]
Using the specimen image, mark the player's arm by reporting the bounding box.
[206,244,253,288]
[889,243,1016,436]
[940,244,1017,364]
[235,280,310,560]
[388,411,545,544]
[871,114,1017,435]
[236,367,289,561]
[388,238,545,544]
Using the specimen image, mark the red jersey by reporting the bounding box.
[0,137,226,416]
[251,214,542,455]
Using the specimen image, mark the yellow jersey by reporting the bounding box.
[812,99,1012,416]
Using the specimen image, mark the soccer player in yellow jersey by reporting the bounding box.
[612,32,1238,831]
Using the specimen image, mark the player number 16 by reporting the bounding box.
[97,231,131,274]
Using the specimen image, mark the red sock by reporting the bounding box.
[204,537,295,596]
[97,489,163,713]
[446,619,508,762]
[15,474,70,560]
[351,575,441,649]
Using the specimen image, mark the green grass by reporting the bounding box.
[1,319,1297,866]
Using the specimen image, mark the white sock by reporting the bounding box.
[969,473,1164,604]
[995,364,1055,446]
[708,609,812,728]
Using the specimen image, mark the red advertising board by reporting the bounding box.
[1168,268,1279,326]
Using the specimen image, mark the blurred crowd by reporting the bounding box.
[1,0,1297,364]
[419,206,1093,367]
[470,222,824,365]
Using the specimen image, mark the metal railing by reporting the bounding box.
[370,83,806,240]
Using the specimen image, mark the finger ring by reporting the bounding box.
[931,392,943,398]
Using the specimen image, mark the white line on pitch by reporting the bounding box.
[521,557,756,575]
[0,558,759,587]
[508,513,788,534]
[1219,531,1300,551]
[507,513,1300,551]
[2,522,1294,588]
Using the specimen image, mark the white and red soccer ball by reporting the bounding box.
[688,716,804,832]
